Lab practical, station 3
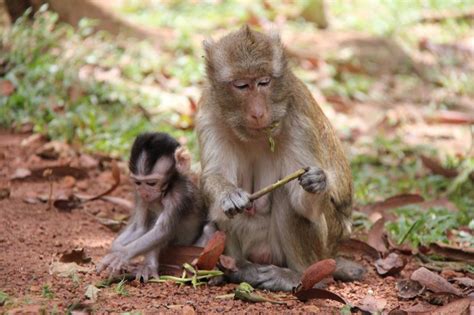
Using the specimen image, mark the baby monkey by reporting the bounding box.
[97,132,206,281]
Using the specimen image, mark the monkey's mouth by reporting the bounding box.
[246,121,280,133]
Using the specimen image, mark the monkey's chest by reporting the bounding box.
[239,158,279,216]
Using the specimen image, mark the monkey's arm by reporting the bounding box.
[97,208,175,275]
[202,173,251,221]
[120,207,176,260]
[198,115,251,221]
[110,198,148,251]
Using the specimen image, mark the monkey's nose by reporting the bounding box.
[251,113,264,124]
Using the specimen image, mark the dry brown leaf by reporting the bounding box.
[420,155,459,178]
[160,246,203,267]
[396,279,425,299]
[338,238,380,260]
[375,252,406,276]
[387,236,414,254]
[195,231,226,270]
[60,248,91,264]
[368,218,388,254]
[78,154,99,169]
[36,141,76,160]
[0,79,15,96]
[95,217,126,232]
[429,243,474,264]
[357,295,387,314]
[431,297,472,315]
[10,168,32,180]
[359,194,424,216]
[218,255,238,273]
[452,277,474,288]
[411,267,461,295]
[418,198,458,212]
[425,110,474,125]
[49,261,90,277]
[61,176,76,188]
[12,166,88,181]
[53,195,82,212]
[298,259,336,291]
[294,288,348,304]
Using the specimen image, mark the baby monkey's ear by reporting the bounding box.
[174,146,191,174]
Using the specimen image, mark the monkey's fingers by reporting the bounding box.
[221,189,251,218]
[96,254,115,274]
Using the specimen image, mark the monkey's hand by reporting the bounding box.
[96,251,130,276]
[220,188,251,218]
[298,166,327,193]
[133,262,159,282]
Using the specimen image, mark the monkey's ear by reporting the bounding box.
[268,27,282,44]
[202,38,215,56]
[174,146,191,174]
[268,27,286,77]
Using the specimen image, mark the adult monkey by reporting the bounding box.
[196,26,364,291]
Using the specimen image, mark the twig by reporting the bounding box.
[85,160,121,201]
[43,169,53,211]
[249,167,309,201]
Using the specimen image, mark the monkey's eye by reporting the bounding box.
[232,81,249,90]
[134,181,141,186]
[146,182,157,187]
[258,77,271,87]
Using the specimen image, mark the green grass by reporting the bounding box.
[41,285,54,299]
[0,291,9,306]
[114,278,129,297]
[1,7,198,157]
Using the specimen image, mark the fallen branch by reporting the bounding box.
[419,9,474,23]
[85,160,121,201]
[249,167,309,201]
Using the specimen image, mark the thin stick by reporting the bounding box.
[249,167,309,201]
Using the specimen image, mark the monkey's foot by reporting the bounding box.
[334,257,366,282]
[220,188,251,218]
[228,264,300,292]
[132,263,159,282]
[299,166,327,193]
[96,252,130,276]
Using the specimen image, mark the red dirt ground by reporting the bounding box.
[0,131,471,314]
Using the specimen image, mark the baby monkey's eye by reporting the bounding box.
[134,181,141,186]
[146,182,157,187]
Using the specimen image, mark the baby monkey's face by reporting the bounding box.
[130,156,174,203]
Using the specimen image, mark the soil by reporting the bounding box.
[0,130,471,314]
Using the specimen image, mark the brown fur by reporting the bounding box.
[196,26,354,290]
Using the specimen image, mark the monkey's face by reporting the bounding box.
[132,179,166,203]
[204,26,289,142]
[218,75,287,141]
[231,76,272,130]
[130,155,175,203]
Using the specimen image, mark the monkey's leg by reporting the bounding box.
[193,222,217,247]
[291,167,366,282]
[111,224,147,251]
[227,262,301,292]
